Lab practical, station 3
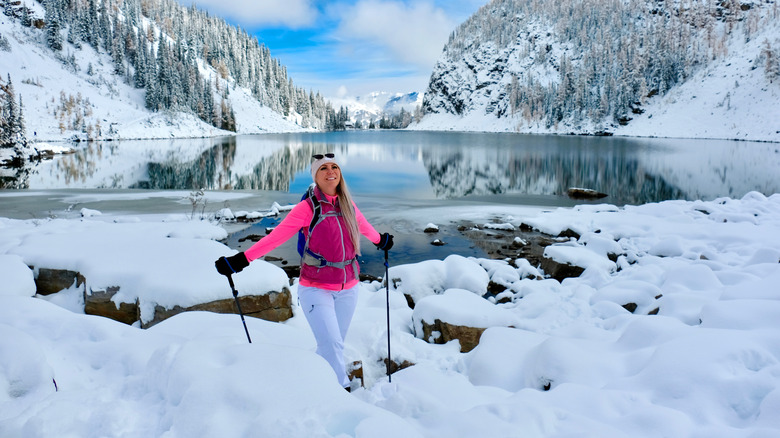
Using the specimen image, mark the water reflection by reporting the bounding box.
[12,131,780,205]
[421,142,686,204]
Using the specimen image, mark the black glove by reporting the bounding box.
[215,252,249,276]
[375,233,394,251]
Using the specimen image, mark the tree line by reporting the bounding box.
[429,0,779,129]
[15,0,342,132]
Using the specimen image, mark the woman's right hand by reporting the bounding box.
[215,252,249,276]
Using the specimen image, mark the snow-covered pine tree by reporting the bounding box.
[1,74,29,164]
[43,0,63,51]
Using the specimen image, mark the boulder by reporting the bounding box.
[567,187,607,200]
[539,257,586,282]
[35,268,85,295]
[142,288,293,328]
[84,286,139,325]
[412,289,518,353]
[542,244,616,282]
[419,318,487,353]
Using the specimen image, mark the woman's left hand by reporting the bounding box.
[375,233,394,251]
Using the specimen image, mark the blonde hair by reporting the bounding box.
[335,176,362,256]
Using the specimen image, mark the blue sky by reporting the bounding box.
[175,0,490,98]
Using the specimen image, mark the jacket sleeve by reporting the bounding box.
[244,201,312,262]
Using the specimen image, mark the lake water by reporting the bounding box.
[3,131,778,276]
[7,130,778,203]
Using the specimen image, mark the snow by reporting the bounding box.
[329,91,423,127]
[0,17,306,143]
[413,10,780,143]
[2,216,288,324]
[2,190,780,437]
[412,289,520,337]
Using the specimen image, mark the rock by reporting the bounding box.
[238,234,264,243]
[419,318,487,353]
[413,289,517,353]
[566,187,608,200]
[84,286,139,325]
[35,268,85,295]
[382,358,415,375]
[142,288,293,328]
[348,360,364,388]
[539,257,586,282]
[558,228,581,239]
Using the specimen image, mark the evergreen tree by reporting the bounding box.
[1,74,28,159]
[762,39,779,83]
[21,5,32,27]
[86,0,99,48]
[3,74,20,146]
[44,0,63,51]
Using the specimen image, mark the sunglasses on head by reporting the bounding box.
[312,153,335,160]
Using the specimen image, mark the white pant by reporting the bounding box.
[297,285,358,387]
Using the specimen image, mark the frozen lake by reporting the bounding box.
[5,130,779,203]
[2,131,778,276]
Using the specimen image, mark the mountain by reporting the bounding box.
[0,0,338,143]
[328,91,422,128]
[415,0,780,142]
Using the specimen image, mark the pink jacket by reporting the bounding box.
[245,192,381,291]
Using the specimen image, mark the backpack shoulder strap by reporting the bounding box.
[306,183,320,233]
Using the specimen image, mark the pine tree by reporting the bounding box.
[0,78,10,148]
[21,5,32,27]
[763,39,779,83]
[3,74,20,147]
[44,0,63,51]
[86,0,99,48]
[1,74,28,161]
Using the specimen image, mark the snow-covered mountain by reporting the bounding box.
[329,91,422,128]
[416,0,780,142]
[0,0,331,142]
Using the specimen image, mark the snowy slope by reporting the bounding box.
[615,26,780,141]
[0,10,305,143]
[415,0,780,142]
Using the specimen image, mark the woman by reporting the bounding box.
[215,153,393,390]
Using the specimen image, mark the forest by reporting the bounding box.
[3,0,344,132]
[427,0,779,129]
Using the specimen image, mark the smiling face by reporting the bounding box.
[315,162,341,196]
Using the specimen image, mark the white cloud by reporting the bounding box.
[180,0,318,28]
[334,0,456,70]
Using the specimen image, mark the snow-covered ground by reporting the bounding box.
[0,13,305,144]
[2,190,780,437]
[413,14,780,143]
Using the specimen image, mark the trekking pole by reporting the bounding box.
[226,274,252,343]
[384,248,392,382]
